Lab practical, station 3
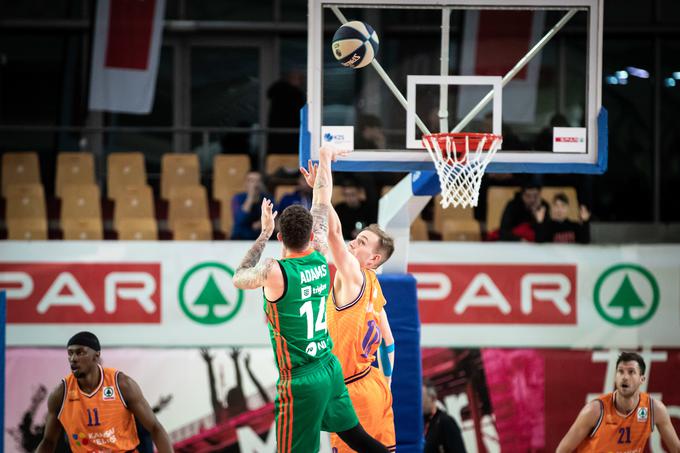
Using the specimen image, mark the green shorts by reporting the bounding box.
[274,354,359,453]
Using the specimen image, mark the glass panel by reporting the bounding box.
[281,0,307,22]
[604,0,653,25]
[186,1,273,21]
[0,0,86,19]
[660,40,680,221]
[191,46,261,174]
[594,38,654,221]
[660,0,680,24]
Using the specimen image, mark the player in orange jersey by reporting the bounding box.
[36,331,173,453]
[557,351,680,453]
[302,149,397,453]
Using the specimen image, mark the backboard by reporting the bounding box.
[302,0,606,174]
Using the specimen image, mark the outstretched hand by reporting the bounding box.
[260,198,277,237]
[300,160,318,188]
[320,145,352,162]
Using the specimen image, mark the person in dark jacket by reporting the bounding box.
[498,180,549,242]
[535,192,591,243]
[423,380,467,453]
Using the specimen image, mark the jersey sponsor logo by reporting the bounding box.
[301,286,312,299]
[412,264,576,324]
[1,263,161,323]
[299,265,328,284]
[306,342,318,356]
[637,406,648,422]
[312,283,327,295]
[103,386,115,401]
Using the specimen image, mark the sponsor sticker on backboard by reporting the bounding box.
[321,126,354,151]
[553,127,587,153]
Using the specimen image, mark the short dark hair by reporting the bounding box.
[278,205,313,251]
[423,378,438,398]
[361,224,395,267]
[616,351,646,375]
[553,192,569,204]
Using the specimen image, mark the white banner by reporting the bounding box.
[88,0,166,113]
[1,242,679,348]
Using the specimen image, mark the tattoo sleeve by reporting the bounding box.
[233,233,275,289]
[310,204,330,255]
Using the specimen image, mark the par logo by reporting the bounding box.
[103,386,115,400]
[637,406,648,422]
[593,263,659,326]
[178,262,244,325]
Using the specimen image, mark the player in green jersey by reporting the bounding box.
[232,147,388,453]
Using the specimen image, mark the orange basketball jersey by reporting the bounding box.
[576,391,654,453]
[58,365,139,453]
[327,268,386,379]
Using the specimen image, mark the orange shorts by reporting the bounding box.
[330,366,396,452]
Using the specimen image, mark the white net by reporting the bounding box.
[422,133,502,209]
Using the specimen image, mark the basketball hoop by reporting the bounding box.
[422,132,502,209]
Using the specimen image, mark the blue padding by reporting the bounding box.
[378,274,423,453]
[411,171,440,196]
[0,290,6,441]
[299,104,310,169]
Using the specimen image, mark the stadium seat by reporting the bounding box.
[173,218,212,240]
[218,196,237,236]
[213,154,250,200]
[433,194,475,234]
[540,186,580,221]
[442,219,482,241]
[168,186,209,231]
[113,185,155,230]
[161,153,200,200]
[117,218,158,240]
[56,152,95,199]
[60,184,101,223]
[486,186,520,233]
[107,152,147,200]
[411,216,429,241]
[1,152,41,198]
[62,218,103,240]
[7,218,48,240]
[6,184,47,222]
[265,154,298,176]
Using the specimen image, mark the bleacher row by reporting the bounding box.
[1,151,580,241]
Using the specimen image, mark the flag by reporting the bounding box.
[88,0,166,114]
[457,10,545,125]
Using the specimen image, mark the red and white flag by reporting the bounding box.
[457,11,545,124]
[89,0,166,114]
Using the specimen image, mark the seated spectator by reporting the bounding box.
[334,181,377,239]
[423,379,467,453]
[276,174,312,212]
[535,193,591,243]
[498,179,549,242]
[231,171,272,240]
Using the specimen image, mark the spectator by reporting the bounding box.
[423,379,467,453]
[334,181,377,240]
[231,171,272,240]
[276,174,312,212]
[535,193,591,243]
[498,179,548,242]
[267,70,306,154]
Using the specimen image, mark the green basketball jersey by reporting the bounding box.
[265,249,332,372]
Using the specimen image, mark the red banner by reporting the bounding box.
[1,263,161,323]
[413,264,577,324]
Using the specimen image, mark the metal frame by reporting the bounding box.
[305,0,605,174]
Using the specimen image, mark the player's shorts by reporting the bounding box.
[331,366,396,452]
[275,354,359,453]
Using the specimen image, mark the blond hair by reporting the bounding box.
[361,224,395,267]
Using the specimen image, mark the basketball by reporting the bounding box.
[331,21,379,69]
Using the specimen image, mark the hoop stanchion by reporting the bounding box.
[422,132,502,208]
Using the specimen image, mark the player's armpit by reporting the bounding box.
[233,257,276,290]
[36,383,66,453]
[117,373,174,453]
[654,399,680,453]
[556,401,602,453]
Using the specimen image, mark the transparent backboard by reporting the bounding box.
[303,0,606,173]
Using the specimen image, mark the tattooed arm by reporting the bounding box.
[232,198,281,290]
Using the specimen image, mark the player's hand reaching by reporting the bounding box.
[300,159,318,188]
[260,198,277,238]
[319,144,352,162]
[579,204,591,222]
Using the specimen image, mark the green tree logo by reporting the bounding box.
[593,264,659,326]
[178,262,244,325]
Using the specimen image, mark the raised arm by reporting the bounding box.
[117,373,173,453]
[556,401,601,453]
[654,399,680,453]
[378,309,395,387]
[232,198,279,290]
[36,383,65,453]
